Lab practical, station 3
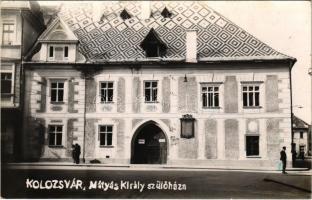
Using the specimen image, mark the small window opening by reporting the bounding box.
[120,9,131,20]
[64,46,68,58]
[161,7,172,18]
[140,28,167,57]
[49,46,54,57]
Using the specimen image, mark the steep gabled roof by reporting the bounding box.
[293,115,310,130]
[51,1,294,62]
[38,16,78,43]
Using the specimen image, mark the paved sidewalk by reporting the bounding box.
[4,162,312,175]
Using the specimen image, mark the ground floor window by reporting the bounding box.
[99,125,113,146]
[246,135,259,156]
[48,125,63,146]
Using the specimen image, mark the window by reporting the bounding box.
[140,28,167,57]
[202,85,219,108]
[48,45,69,61]
[50,81,64,103]
[99,125,113,146]
[161,7,172,18]
[246,135,259,156]
[242,85,260,107]
[2,23,14,45]
[1,73,12,94]
[144,81,158,102]
[48,125,63,146]
[120,9,131,20]
[100,82,114,103]
[180,114,195,138]
[300,132,304,139]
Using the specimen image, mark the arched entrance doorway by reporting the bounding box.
[131,122,167,164]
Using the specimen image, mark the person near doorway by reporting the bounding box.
[280,146,287,174]
[74,143,81,164]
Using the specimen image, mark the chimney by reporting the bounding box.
[186,30,197,63]
[140,1,151,20]
[92,2,103,22]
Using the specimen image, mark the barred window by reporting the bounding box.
[99,125,113,146]
[100,82,114,103]
[202,85,219,108]
[144,81,157,102]
[51,81,64,103]
[246,135,259,156]
[48,125,63,146]
[242,85,260,107]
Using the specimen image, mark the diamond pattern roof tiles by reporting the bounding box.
[53,1,292,61]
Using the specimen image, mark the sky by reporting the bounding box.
[39,1,311,124]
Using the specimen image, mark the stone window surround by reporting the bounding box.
[143,80,158,103]
[46,119,67,149]
[245,134,261,158]
[48,124,64,147]
[95,120,117,149]
[0,63,15,105]
[200,82,223,109]
[98,124,114,147]
[240,81,264,110]
[99,81,114,103]
[46,78,69,112]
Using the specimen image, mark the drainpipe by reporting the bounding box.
[289,58,296,167]
[82,71,87,163]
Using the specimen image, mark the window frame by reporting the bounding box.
[300,131,304,139]
[245,135,260,157]
[0,63,15,105]
[201,83,221,109]
[50,80,65,104]
[144,80,158,103]
[241,82,262,109]
[99,81,114,103]
[98,125,113,147]
[48,124,63,147]
[2,22,15,45]
[48,44,69,61]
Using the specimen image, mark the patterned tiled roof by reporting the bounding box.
[58,1,291,61]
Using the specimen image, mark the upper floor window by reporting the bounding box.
[48,125,63,147]
[300,131,304,139]
[140,28,167,57]
[202,85,219,108]
[51,81,64,103]
[100,82,114,103]
[1,73,12,94]
[242,85,260,108]
[99,125,113,146]
[161,7,172,18]
[2,23,14,45]
[144,81,158,102]
[48,45,69,61]
[120,9,131,20]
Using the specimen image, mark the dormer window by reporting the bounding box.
[161,7,172,18]
[48,45,69,61]
[120,9,131,20]
[140,28,167,57]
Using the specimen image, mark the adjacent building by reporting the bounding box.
[292,115,311,157]
[22,1,296,167]
[0,1,45,161]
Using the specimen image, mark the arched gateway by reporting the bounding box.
[131,121,168,164]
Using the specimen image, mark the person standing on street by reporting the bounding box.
[74,143,81,164]
[71,144,76,163]
[280,146,287,174]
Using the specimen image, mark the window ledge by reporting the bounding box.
[243,106,262,109]
[246,156,261,158]
[145,101,159,104]
[100,145,114,148]
[48,145,64,148]
[50,102,65,105]
[100,102,114,104]
[202,106,221,109]
[1,93,14,97]
[1,44,21,48]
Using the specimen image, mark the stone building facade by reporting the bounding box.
[1,1,45,161]
[22,1,296,167]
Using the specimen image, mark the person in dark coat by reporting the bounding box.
[74,143,81,164]
[280,146,287,174]
[71,144,76,163]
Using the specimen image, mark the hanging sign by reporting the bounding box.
[138,139,145,144]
